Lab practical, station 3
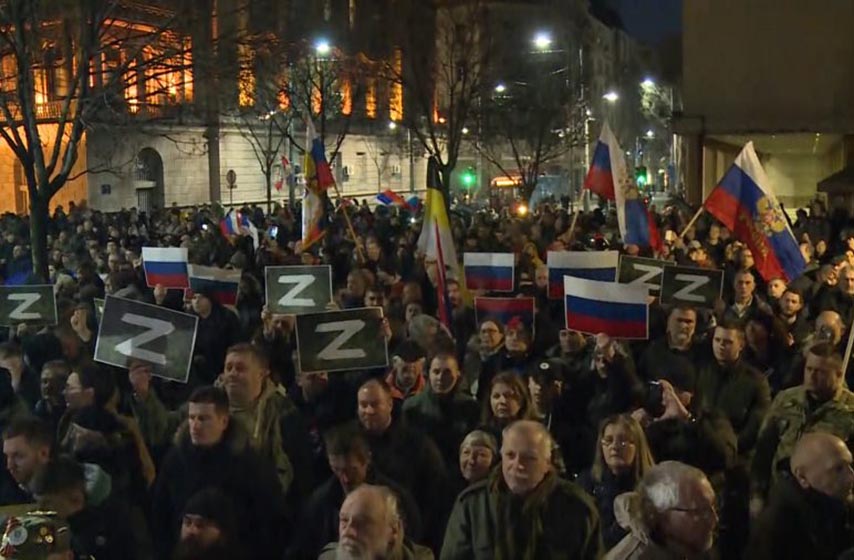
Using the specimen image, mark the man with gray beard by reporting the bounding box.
[318,484,433,560]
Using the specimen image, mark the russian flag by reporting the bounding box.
[464,253,514,292]
[584,122,661,250]
[547,251,618,299]
[220,210,240,237]
[142,247,189,288]
[564,276,649,339]
[188,265,241,306]
[704,142,805,282]
[475,297,535,335]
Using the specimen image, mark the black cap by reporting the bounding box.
[527,359,564,383]
[392,340,426,363]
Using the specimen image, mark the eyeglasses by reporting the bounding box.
[668,504,718,520]
[600,438,635,449]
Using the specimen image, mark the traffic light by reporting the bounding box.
[461,167,476,189]
[635,166,648,187]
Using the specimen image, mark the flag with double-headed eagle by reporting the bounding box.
[584,122,661,250]
[302,119,333,249]
[703,142,805,282]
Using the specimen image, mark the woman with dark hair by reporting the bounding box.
[578,414,655,549]
[479,371,535,439]
[463,318,505,400]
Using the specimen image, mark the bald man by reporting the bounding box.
[441,420,602,560]
[747,432,854,560]
[318,484,432,560]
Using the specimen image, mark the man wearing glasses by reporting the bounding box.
[606,461,718,560]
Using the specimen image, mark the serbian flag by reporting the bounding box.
[584,122,661,250]
[704,142,805,282]
[142,247,189,288]
[547,250,618,299]
[377,189,407,207]
[188,265,241,306]
[302,119,332,249]
[464,253,514,292]
[475,297,535,336]
[417,157,458,330]
[564,276,649,339]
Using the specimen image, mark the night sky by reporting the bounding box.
[600,0,682,45]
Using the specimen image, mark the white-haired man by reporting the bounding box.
[319,484,433,560]
[441,420,602,559]
[606,461,718,560]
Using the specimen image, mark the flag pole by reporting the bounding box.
[565,190,586,243]
[678,207,705,239]
[330,182,365,264]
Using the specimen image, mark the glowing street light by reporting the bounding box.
[388,121,397,130]
[533,31,553,51]
[462,127,470,135]
[641,77,656,88]
[315,40,331,56]
[494,83,507,94]
[603,90,619,103]
[645,129,655,138]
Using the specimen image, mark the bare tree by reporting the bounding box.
[387,0,488,195]
[0,0,195,279]
[475,68,583,202]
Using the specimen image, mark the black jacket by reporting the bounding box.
[747,473,853,560]
[151,423,287,560]
[68,497,139,560]
[577,469,636,549]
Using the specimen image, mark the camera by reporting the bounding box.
[643,381,666,417]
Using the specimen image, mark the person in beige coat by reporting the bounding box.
[606,461,718,560]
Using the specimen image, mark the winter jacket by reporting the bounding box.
[605,492,685,560]
[229,380,314,503]
[402,387,479,467]
[151,422,287,560]
[440,468,602,560]
[751,385,854,499]
[746,473,853,560]
[694,357,771,456]
[578,469,638,550]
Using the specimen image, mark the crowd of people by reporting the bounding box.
[0,195,850,559]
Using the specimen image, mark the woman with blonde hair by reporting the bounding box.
[578,414,655,549]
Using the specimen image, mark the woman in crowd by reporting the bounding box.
[578,414,655,549]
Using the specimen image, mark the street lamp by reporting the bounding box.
[641,77,656,88]
[494,83,507,93]
[388,121,397,130]
[462,127,469,135]
[645,129,654,138]
[533,31,553,51]
[603,90,619,103]
[315,39,331,56]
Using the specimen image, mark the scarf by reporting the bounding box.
[491,467,559,560]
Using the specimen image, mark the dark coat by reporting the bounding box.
[402,387,479,467]
[151,423,287,560]
[577,469,636,550]
[746,473,853,560]
[191,305,240,385]
[361,418,449,548]
[645,412,738,479]
[636,337,696,384]
[694,357,771,456]
[67,497,139,560]
[289,469,422,559]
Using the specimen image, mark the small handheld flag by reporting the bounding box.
[464,253,514,292]
[564,276,649,339]
[547,250,618,299]
[142,247,189,289]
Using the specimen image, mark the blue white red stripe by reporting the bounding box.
[188,265,241,306]
[704,142,805,282]
[584,122,661,250]
[142,247,189,288]
[564,276,648,339]
[464,253,514,292]
[547,251,618,299]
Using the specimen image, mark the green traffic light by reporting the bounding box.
[461,168,476,188]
